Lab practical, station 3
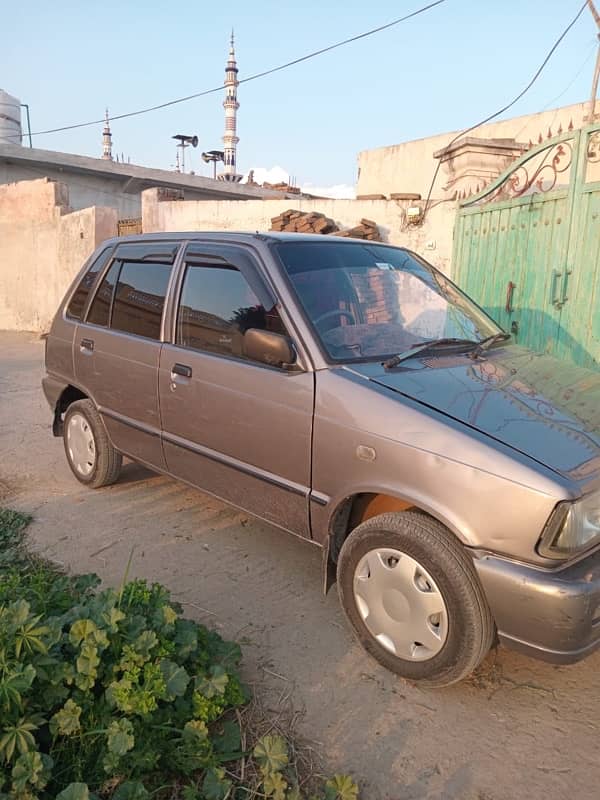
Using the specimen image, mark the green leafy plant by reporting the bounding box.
[0,509,358,798]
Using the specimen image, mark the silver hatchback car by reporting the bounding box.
[43,232,600,686]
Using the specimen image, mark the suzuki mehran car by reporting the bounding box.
[43,232,600,686]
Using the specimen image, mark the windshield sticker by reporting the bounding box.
[375,262,394,270]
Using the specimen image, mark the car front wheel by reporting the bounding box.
[337,510,495,687]
[63,399,122,488]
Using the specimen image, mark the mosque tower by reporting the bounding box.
[217,31,242,182]
[102,109,113,161]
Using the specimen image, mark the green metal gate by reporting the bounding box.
[453,123,600,369]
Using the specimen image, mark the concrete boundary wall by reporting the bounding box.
[0,178,117,332]
[141,188,457,275]
[356,101,588,198]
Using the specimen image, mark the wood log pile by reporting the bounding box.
[270,209,382,241]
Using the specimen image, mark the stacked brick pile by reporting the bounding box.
[270,210,339,234]
[333,218,381,241]
[270,210,382,241]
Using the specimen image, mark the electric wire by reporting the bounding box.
[422,0,589,217]
[5,0,447,143]
[526,40,598,137]
[511,39,597,143]
[543,40,597,109]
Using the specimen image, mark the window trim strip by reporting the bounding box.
[99,405,309,499]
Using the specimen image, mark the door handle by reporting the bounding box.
[80,338,94,352]
[550,270,562,307]
[171,363,192,378]
[561,269,572,305]
[505,281,516,313]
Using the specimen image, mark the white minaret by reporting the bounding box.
[218,31,242,182]
[102,109,113,161]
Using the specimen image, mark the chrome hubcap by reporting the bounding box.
[353,548,448,661]
[66,413,96,476]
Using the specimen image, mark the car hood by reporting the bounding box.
[351,345,600,484]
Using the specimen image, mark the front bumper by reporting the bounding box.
[473,548,600,664]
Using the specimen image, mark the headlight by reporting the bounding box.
[538,491,600,559]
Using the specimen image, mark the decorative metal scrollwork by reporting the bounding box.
[587,130,600,163]
[470,139,574,206]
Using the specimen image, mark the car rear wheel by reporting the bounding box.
[337,510,495,687]
[63,399,122,488]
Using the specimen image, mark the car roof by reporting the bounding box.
[103,231,401,248]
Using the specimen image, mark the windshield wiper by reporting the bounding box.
[468,332,511,359]
[383,338,479,369]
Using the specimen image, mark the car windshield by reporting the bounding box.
[275,241,502,362]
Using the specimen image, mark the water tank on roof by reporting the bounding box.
[0,90,22,145]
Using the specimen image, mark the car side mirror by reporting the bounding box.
[243,328,296,368]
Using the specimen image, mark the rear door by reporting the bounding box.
[47,244,116,389]
[75,241,179,469]
[159,243,314,537]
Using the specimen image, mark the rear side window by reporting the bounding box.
[111,261,172,340]
[87,260,121,327]
[177,263,286,359]
[66,247,113,320]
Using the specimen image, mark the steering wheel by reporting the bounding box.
[314,309,357,330]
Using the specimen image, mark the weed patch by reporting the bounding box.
[0,509,357,800]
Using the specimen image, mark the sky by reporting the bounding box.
[1,0,599,197]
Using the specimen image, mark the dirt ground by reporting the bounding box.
[2,331,599,800]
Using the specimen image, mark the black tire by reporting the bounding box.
[63,399,122,488]
[337,511,495,688]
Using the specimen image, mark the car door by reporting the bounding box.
[159,243,314,538]
[75,240,179,470]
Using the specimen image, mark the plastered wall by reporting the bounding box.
[0,178,117,332]
[141,188,458,276]
[356,102,588,198]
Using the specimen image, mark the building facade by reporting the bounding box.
[0,142,281,218]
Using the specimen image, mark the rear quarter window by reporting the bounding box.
[66,247,113,320]
[87,260,121,327]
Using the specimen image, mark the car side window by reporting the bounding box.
[111,260,172,341]
[87,260,121,328]
[176,263,288,361]
[66,247,113,320]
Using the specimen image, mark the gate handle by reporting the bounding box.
[505,281,516,313]
[550,270,562,307]
[561,269,572,305]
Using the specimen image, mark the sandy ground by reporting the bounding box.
[1,331,599,800]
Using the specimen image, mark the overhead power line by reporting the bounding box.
[8,0,447,142]
[423,0,589,217]
[512,38,597,142]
